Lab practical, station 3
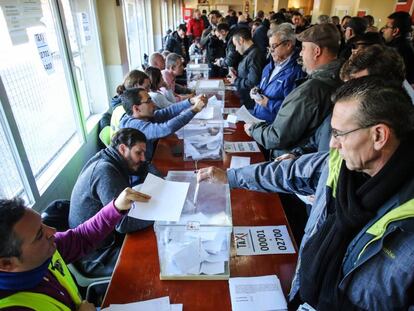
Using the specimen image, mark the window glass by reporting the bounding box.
[0,1,81,191]
[0,116,28,201]
[61,0,108,119]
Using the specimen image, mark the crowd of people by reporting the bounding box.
[1,6,414,311]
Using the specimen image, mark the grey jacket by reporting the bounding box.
[227,151,414,310]
[249,59,342,158]
[69,147,156,276]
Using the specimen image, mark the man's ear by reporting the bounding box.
[372,124,390,151]
[314,45,322,58]
[118,143,128,157]
[393,27,400,37]
[0,257,18,272]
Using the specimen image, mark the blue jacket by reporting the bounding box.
[227,150,414,310]
[253,52,304,123]
[119,100,194,160]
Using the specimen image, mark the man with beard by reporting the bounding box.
[68,128,158,277]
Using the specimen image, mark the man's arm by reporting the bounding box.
[153,99,191,122]
[56,189,150,264]
[249,83,320,150]
[226,151,329,195]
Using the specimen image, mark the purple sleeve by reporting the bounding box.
[54,200,124,264]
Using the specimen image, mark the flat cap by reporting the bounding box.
[297,23,340,49]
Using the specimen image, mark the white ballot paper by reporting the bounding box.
[229,275,287,311]
[233,226,295,255]
[236,106,265,124]
[227,114,238,124]
[194,106,214,120]
[224,141,261,153]
[230,156,251,169]
[129,173,189,222]
[103,296,171,311]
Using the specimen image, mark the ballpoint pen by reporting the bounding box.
[193,160,199,205]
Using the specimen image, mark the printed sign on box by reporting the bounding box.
[234,225,296,256]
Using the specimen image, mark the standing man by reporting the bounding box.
[166,24,190,63]
[213,23,242,71]
[382,11,414,84]
[339,17,367,60]
[245,23,342,158]
[69,128,157,277]
[198,76,414,310]
[228,27,266,109]
[186,9,205,41]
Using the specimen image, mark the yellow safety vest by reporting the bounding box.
[0,251,82,311]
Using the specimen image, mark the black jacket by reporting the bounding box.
[235,44,266,109]
[387,36,414,84]
[166,31,190,62]
[253,23,269,56]
[223,29,242,69]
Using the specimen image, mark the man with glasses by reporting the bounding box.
[245,23,342,159]
[381,11,414,85]
[198,76,414,310]
[119,88,207,160]
[339,16,367,60]
[249,25,304,123]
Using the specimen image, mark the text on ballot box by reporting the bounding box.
[233,226,296,256]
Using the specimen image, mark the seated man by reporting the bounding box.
[119,87,207,160]
[161,53,192,97]
[198,76,414,310]
[149,52,165,70]
[69,128,157,277]
[0,188,149,310]
[228,27,265,109]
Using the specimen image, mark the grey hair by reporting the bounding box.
[267,23,296,44]
[317,14,331,24]
[165,53,182,69]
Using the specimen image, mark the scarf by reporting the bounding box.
[0,258,51,290]
[299,136,414,310]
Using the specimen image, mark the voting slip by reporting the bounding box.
[235,106,265,124]
[233,226,296,256]
[224,141,261,153]
[128,173,189,222]
[102,296,183,311]
[229,275,287,311]
[230,156,251,169]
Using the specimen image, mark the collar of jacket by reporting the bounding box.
[102,146,133,175]
[309,58,343,81]
[242,43,256,56]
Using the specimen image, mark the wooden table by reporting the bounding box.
[102,91,298,310]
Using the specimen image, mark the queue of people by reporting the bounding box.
[1,6,414,311]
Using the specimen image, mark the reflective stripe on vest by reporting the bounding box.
[0,251,82,310]
[326,148,342,198]
[357,198,414,261]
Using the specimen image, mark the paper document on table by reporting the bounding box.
[194,106,214,119]
[225,85,237,91]
[103,296,171,311]
[129,173,189,222]
[229,275,287,311]
[224,141,260,153]
[230,156,251,168]
[198,80,220,88]
[236,106,264,124]
[226,114,238,124]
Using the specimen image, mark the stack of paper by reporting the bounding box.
[228,275,287,311]
[102,296,182,311]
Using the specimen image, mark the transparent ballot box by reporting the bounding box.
[183,121,223,161]
[187,63,209,89]
[195,80,225,109]
[154,171,232,280]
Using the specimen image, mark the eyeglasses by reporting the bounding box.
[267,40,288,52]
[140,98,153,105]
[331,125,374,139]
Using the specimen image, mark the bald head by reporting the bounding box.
[149,52,165,70]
